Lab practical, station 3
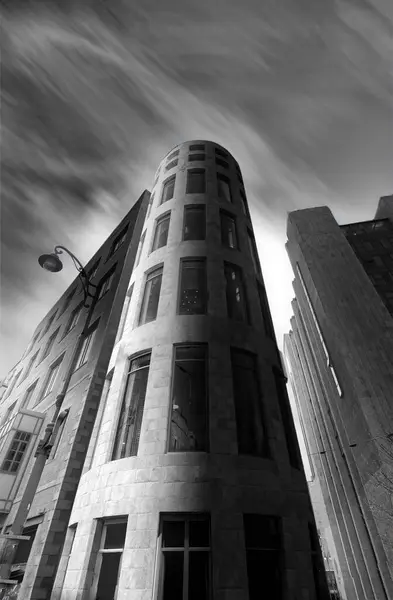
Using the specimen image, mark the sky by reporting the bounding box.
[1,0,393,379]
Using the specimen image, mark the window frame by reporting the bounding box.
[151,212,171,253]
[22,380,39,409]
[165,159,178,171]
[188,154,205,162]
[108,226,129,259]
[73,320,100,372]
[41,328,60,361]
[189,144,205,151]
[215,147,228,159]
[167,149,180,161]
[38,355,64,402]
[220,210,239,250]
[177,258,208,316]
[215,158,229,169]
[0,430,32,474]
[217,173,232,203]
[57,289,76,319]
[138,266,164,325]
[239,188,251,219]
[186,169,206,195]
[224,262,250,323]
[161,175,176,205]
[97,267,116,300]
[91,519,128,600]
[135,231,146,268]
[247,229,261,276]
[63,302,83,337]
[182,205,206,241]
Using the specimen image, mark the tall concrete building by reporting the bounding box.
[0,141,329,600]
[284,196,393,600]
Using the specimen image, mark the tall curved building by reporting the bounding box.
[0,141,329,600]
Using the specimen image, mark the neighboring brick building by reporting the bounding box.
[1,141,328,600]
[284,196,393,600]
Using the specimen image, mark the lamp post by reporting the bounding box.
[0,246,97,588]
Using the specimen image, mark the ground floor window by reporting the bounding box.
[92,519,127,600]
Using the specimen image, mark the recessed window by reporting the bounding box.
[1,401,16,427]
[231,349,268,456]
[88,260,100,280]
[135,231,146,268]
[152,214,171,252]
[13,524,38,565]
[224,263,249,322]
[273,368,302,469]
[50,409,69,459]
[138,267,163,325]
[40,312,57,340]
[97,269,116,300]
[188,154,205,162]
[217,173,232,203]
[23,381,38,409]
[116,284,134,343]
[39,357,63,401]
[112,353,151,459]
[1,430,32,474]
[215,158,229,169]
[146,194,154,220]
[167,149,180,161]
[183,205,206,241]
[161,175,176,204]
[157,514,211,600]
[215,147,228,158]
[309,524,327,600]
[22,351,39,382]
[178,259,207,315]
[74,321,99,371]
[169,345,208,452]
[64,302,83,336]
[247,230,261,276]
[220,211,238,249]
[243,515,283,600]
[240,189,251,219]
[186,169,206,194]
[165,159,178,171]
[58,289,75,318]
[189,144,205,151]
[93,520,127,600]
[4,371,21,400]
[256,281,275,339]
[109,226,128,258]
[41,328,59,361]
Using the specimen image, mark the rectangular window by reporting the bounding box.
[152,214,171,252]
[224,263,249,322]
[273,368,302,469]
[178,259,207,315]
[116,284,134,343]
[157,514,211,600]
[161,176,176,204]
[112,353,151,460]
[4,371,21,400]
[42,328,59,361]
[40,357,63,400]
[186,169,206,194]
[247,230,261,275]
[168,149,180,161]
[183,206,206,241]
[88,260,100,280]
[240,189,250,219]
[58,289,75,318]
[215,147,228,158]
[64,303,83,336]
[139,267,163,325]
[220,212,238,249]
[188,154,205,162]
[40,312,56,339]
[93,520,127,600]
[217,173,232,203]
[23,351,38,381]
[1,430,32,473]
[309,524,327,600]
[166,159,178,171]
[13,524,38,564]
[189,144,205,151]
[50,409,69,459]
[231,349,268,456]
[97,269,116,300]
[215,158,229,169]
[244,515,283,600]
[1,401,16,426]
[256,281,275,339]
[169,345,208,452]
[135,231,146,268]
[109,226,128,257]
[146,193,154,220]
[23,380,38,409]
[74,321,99,371]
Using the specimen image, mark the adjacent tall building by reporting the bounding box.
[284,196,393,600]
[0,141,329,600]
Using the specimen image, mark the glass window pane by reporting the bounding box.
[161,551,184,600]
[190,144,204,151]
[162,177,176,204]
[248,231,261,275]
[179,260,207,315]
[168,149,179,160]
[224,264,248,322]
[240,189,250,218]
[189,519,209,547]
[189,551,210,600]
[139,270,163,324]
[189,154,205,162]
[186,169,206,194]
[162,520,185,548]
[175,345,205,361]
[104,522,127,549]
[244,515,281,549]
[215,148,228,158]
[216,158,229,169]
[183,206,206,241]
[153,216,170,251]
[135,232,146,267]
[96,552,121,600]
[218,174,232,202]
[246,549,282,600]
[166,159,178,171]
[221,213,237,249]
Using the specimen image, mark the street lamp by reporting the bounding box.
[0,246,97,588]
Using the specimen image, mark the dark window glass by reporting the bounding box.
[215,147,228,158]
[244,515,283,600]
[112,353,151,460]
[240,189,250,219]
[97,269,116,300]
[1,401,16,427]
[104,522,127,549]
[23,351,38,380]
[146,194,154,219]
[40,357,63,400]
[248,230,261,275]
[169,345,208,452]
[152,215,170,252]
[162,521,185,548]
[166,159,178,171]
[64,303,83,335]
[139,268,163,324]
[273,368,302,469]
[135,232,146,268]
[161,176,176,204]
[189,144,205,151]
[215,158,229,169]
[58,289,75,317]
[116,284,134,343]
[183,206,206,241]
[186,169,206,194]
[13,525,38,564]
[40,313,56,339]
[178,259,207,315]
[188,154,205,162]
[42,328,59,360]
[220,212,238,249]
[168,149,180,161]
[224,263,249,322]
[1,430,31,473]
[23,381,38,408]
[88,261,100,280]
[96,553,121,599]
[309,524,328,600]
[257,281,275,339]
[110,226,128,257]
[217,173,232,202]
[231,349,268,456]
[74,321,99,371]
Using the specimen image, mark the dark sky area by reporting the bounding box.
[1,0,392,378]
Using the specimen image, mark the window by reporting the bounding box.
[97,269,116,300]
[40,312,56,339]
[166,159,178,171]
[243,515,283,600]
[183,206,206,241]
[220,212,238,249]
[157,514,211,600]
[273,368,302,469]
[64,303,83,336]
[6,371,22,399]
[152,214,171,252]
[88,260,100,280]
[112,353,151,460]
[224,263,249,322]
[239,189,250,219]
[256,281,275,339]
[178,259,207,315]
[236,164,244,184]
[58,289,75,318]
[116,284,134,343]
[50,409,69,459]
[13,524,38,565]
[74,321,99,371]
[93,520,127,600]
[135,231,146,267]
[40,357,63,400]
[168,149,180,161]
[1,430,32,473]
[215,158,229,169]
[139,267,163,325]
[1,401,16,426]
[22,351,38,382]
[231,349,268,456]
[217,173,232,203]
[247,230,261,275]
[161,175,176,204]
[188,154,205,162]
[109,226,128,257]
[215,147,228,158]
[189,144,205,151]
[309,524,328,600]
[41,328,59,361]
[186,169,206,194]
[146,194,154,220]
[23,381,38,409]
[169,345,208,452]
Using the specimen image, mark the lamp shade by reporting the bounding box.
[38,253,63,273]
